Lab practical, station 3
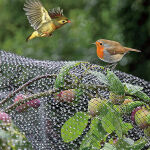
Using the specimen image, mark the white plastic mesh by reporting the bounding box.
[0,51,149,150]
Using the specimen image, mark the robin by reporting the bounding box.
[24,0,71,41]
[93,39,141,67]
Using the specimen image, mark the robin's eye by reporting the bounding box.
[99,42,102,45]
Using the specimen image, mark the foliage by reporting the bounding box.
[0,56,149,149]
[58,64,150,149]
[55,62,83,88]
[0,121,32,149]
[61,112,90,143]
[0,61,150,149]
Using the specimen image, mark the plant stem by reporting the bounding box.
[70,83,148,103]
[3,83,107,113]
[2,75,149,113]
[0,74,57,107]
[4,89,58,113]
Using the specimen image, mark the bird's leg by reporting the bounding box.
[41,32,52,37]
[105,63,117,71]
[111,63,117,70]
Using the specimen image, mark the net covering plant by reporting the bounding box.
[0,51,150,150]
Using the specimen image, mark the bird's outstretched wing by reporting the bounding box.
[24,0,51,30]
[48,7,64,19]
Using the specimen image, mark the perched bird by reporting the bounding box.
[23,0,71,41]
[94,39,141,65]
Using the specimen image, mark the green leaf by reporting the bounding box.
[128,138,147,150]
[134,91,150,104]
[74,88,83,103]
[96,100,110,118]
[91,118,107,140]
[90,138,101,150]
[101,111,115,134]
[79,131,93,150]
[54,62,82,88]
[116,138,131,149]
[80,147,92,150]
[80,133,101,150]
[116,138,146,150]
[101,143,117,150]
[80,118,107,150]
[106,71,125,95]
[123,137,134,145]
[122,101,145,114]
[124,83,150,104]
[88,70,109,85]
[146,113,150,124]
[61,112,89,143]
[114,119,122,138]
[0,130,10,139]
[112,112,123,138]
[113,105,121,113]
[121,122,133,134]
[101,104,123,137]
[124,83,143,94]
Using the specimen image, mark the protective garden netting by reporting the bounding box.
[0,50,150,150]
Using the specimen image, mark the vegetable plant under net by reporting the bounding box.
[0,50,150,150]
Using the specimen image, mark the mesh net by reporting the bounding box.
[0,50,150,150]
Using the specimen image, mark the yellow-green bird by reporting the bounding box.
[23,0,71,41]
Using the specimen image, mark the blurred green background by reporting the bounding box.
[0,0,150,81]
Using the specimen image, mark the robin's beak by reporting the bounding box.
[92,42,96,45]
[67,20,71,23]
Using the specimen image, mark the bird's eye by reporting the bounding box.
[62,20,66,23]
[99,42,102,45]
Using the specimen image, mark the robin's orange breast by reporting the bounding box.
[97,46,104,59]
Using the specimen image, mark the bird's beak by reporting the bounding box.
[92,42,96,45]
[67,20,71,23]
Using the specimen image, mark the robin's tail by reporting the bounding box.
[26,31,39,42]
[124,47,141,52]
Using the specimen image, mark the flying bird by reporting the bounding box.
[93,39,141,68]
[23,0,71,41]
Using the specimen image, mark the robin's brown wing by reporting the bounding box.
[48,7,64,19]
[24,0,52,30]
[106,46,126,55]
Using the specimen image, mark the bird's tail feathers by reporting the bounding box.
[124,47,141,52]
[26,31,39,42]
[26,34,32,42]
